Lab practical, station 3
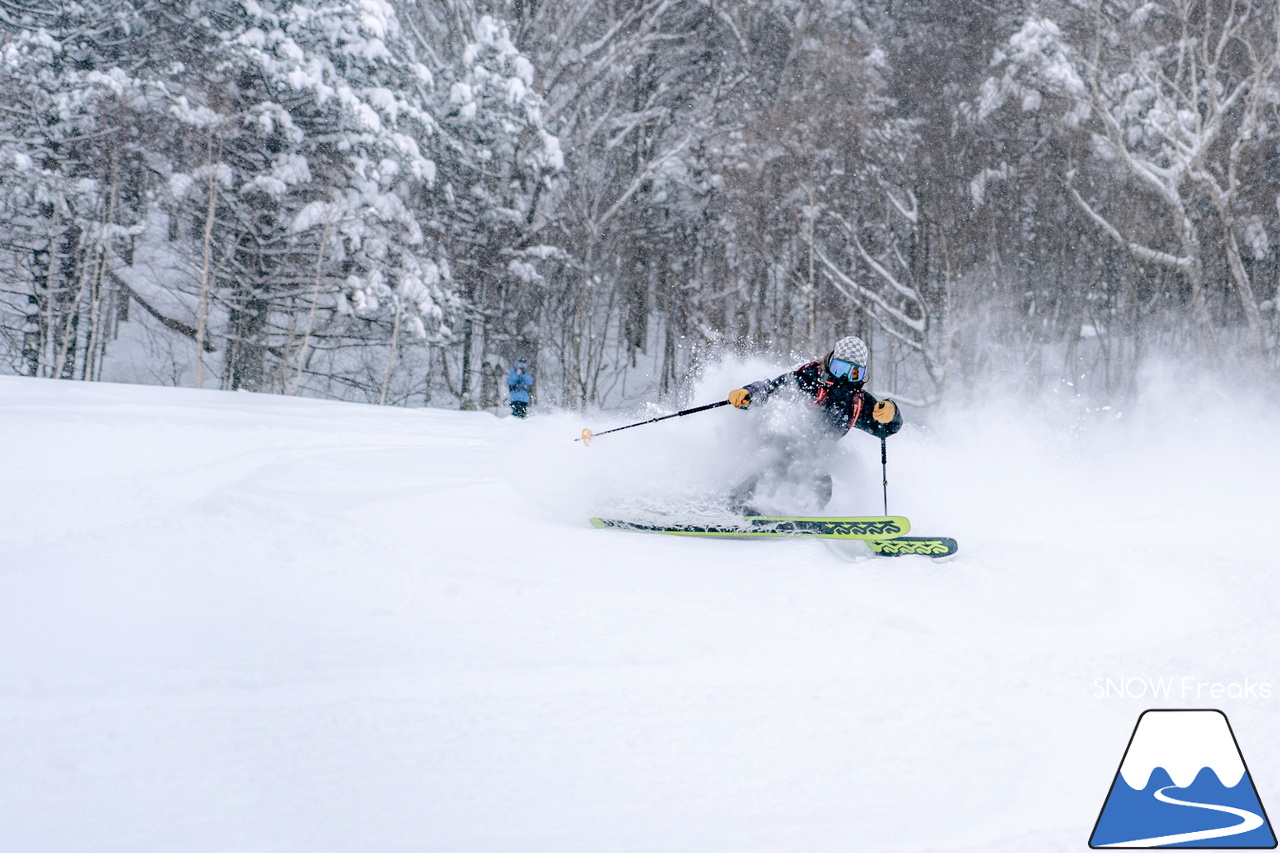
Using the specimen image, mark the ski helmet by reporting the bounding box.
[825,335,869,383]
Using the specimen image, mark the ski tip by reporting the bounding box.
[867,536,958,558]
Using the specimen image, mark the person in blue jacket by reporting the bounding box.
[507,359,533,418]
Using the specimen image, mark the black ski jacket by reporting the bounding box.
[743,361,904,439]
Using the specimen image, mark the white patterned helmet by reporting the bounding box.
[826,336,869,383]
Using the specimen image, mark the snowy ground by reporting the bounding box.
[2,368,1279,852]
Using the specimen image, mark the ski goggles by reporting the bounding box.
[828,358,865,381]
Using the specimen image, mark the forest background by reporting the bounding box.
[4,0,1278,412]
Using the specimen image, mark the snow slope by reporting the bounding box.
[2,370,1279,852]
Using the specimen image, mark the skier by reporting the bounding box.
[508,359,533,419]
[725,335,902,513]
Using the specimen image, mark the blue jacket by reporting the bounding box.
[508,368,533,403]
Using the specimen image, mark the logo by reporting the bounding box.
[1090,709,1276,848]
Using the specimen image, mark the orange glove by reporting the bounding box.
[728,388,751,409]
[872,400,896,424]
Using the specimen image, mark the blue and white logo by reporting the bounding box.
[1090,709,1276,848]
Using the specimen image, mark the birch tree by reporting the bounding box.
[980,1,1280,361]
[0,3,151,380]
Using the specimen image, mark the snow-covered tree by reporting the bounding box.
[979,0,1280,362]
[0,2,155,379]
[146,0,446,392]
[7,0,1280,408]
[417,13,562,407]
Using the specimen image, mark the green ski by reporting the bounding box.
[867,536,958,558]
[589,515,911,540]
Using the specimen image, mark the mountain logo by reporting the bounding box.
[1090,709,1276,848]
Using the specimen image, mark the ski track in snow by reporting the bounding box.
[2,370,1279,852]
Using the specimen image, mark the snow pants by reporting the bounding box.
[728,440,833,515]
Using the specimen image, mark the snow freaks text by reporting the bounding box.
[1093,677,1273,700]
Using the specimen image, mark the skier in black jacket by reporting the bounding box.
[724,335,902,513]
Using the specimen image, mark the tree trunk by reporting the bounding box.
[1179,214,1218,364]
[223,290,268,391]
[194,131,222,389]
[1214,209,1266,356]
[379,295,404,406]
[459,317,475,409]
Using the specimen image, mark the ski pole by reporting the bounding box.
[576,400,730,445]
[881,436,889,516]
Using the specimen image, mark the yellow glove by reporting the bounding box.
[728,388,751,409]
[872,400,896,424]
